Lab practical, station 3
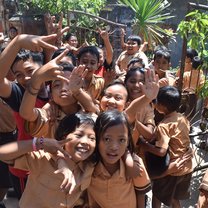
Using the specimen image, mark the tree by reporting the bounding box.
[118,0,175,45]
[177,10,208,98]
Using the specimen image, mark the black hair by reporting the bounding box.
[127,35,142,46]
[153,50,171,63]
[11,50,43,72]
[186,48,198,61]
[94,110,134,162]
[124,67,145,84]
[55,112,95,141]
[127,57,145,69]
[9,26,18,32]
[64,33,77,42]
[192,56,203,70]
[153,45,169,53]
[52,48,76,66]
[157,86,181,113]
[77,46,100,62]
[100,80,129,102]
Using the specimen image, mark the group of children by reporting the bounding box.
[0,16,206,208]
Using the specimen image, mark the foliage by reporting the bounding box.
[17,0,107,43]
[118,0,175,45]
[177,10,208,98]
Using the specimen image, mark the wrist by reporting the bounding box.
[32,137,44,151]
[72,89,82,97]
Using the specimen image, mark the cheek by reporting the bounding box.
[117,100,126,111]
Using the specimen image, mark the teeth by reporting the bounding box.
[77,147,88,153]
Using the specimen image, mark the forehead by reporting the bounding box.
[127,40,138,45]
[51,71,71,85]
[12,59,40,73]
[103,123,128,135]
[128,71,144,79]
[105,84,128,95]
[69,36,77,40]
[80,52,98,62]
[155,56,169,63]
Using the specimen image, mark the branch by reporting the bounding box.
[67,10,127,28]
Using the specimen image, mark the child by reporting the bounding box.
[176,48,198,77]
[77,46,105,101]
[139,86,193,207]
[152,49,176,87]
[19,50,97,139]
[115,35,149,73]
[0,112,96,208]
[182,56,205,93]
[124,67,155,146]
[87,110,151,208]
[0,34,58,199]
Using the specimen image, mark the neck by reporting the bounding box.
[61,104,79,115]
[102,161,119,176]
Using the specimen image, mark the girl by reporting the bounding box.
[87,110,150,208]
[124,67,155,146]
[0,113,96,208]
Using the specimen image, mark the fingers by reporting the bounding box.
[54,49,69,63]
[58,137,72,146]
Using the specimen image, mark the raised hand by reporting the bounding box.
[17,34,58,52]
[140,69,159,101]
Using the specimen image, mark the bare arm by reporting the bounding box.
[20,49,69,121]
[98,28,113,65]
[125,69,159,124]
[0,34,58,98]
[136,122,155,140]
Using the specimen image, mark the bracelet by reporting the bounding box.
[36,137,44,150]
[32,137,38,151]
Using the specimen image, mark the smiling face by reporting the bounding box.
[98,123,128,170]
[64,123,96,162]
[12,59,41,88]
[126,40,140,55]
[100,84,128,112]
[153,56,170,78]
[125,70,144,100]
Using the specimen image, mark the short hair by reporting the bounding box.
[52,48,76,66]
[55,112,95,141]
[192,56,203,69]
[124,67,145,84]
[127,57,145,69]
[127,35,142,46]
[94,110,134,162]
[186,48,198,61]
[100,80,129,102]
[153,50,171,63]
[77,46,100,62]
[153,45,169,53]
[157,86,181,112]
[11,50,43,71]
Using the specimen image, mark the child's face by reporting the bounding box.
[65,124,96,162]
[153,57,170,78]
[78,52,99,80]
[51,71,77,107]
[126,40,140,55]
[126,71,144,100]
[68,36,78,48]
[99,123,128,168]
[100,85,128,112]
[12,59,41,88]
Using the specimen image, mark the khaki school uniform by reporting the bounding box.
[13,150,94,208]
[84,74,105,100]
[87,157,151,208]
[155,112,193,176]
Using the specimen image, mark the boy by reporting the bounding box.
[139,86,193,208]
[152,49,176,87]
[77,46,105,101]
[0,34,57,199]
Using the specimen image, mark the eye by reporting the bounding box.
[75,133,82,138]
[120,138,127,143]
[89,136,96,142]
[104,94,111,99]
[16,74,23,79]
[115,95,123,101]
[103,137,110,143]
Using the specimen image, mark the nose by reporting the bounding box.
[108,97,116,104]
[61,81,69,91]
[80,135,89,144]
[109,141,119,151]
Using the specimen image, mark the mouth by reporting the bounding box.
[106,152,118,160]
[105,105,117,111]
[60,92,69,98]
[76,146,89,154]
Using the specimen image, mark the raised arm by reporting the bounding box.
[98,28,113,65]
[125,69,159,124]
[0,34,58,98]
[20,49,69,122]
